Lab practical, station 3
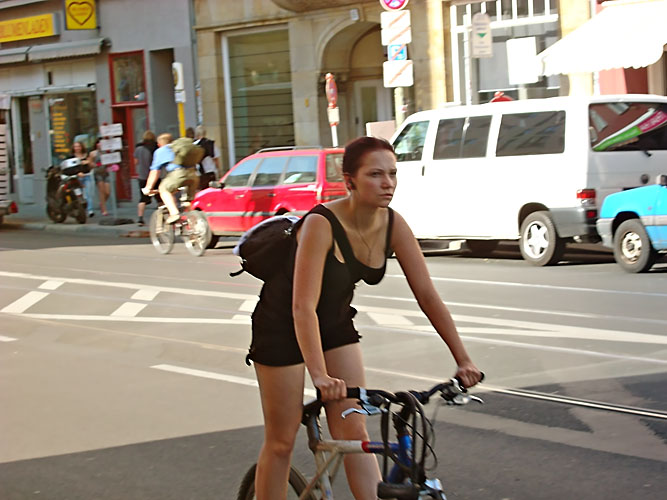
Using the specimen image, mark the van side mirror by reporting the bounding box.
[209,180,224,189]
[659,174,667,187]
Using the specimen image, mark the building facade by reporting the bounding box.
[0,0,199,207]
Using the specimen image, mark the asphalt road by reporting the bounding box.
[0,229,665,499]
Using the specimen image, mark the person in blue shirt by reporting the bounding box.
[142,133,198,224]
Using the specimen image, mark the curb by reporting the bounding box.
[2,221,150,238]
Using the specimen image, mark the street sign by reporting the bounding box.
[381,10,411,46]
[379,0,409,11]
[388,44,407,61]
[100,152,121,165]
[99,123,123,137]
[100,137,122,151]
[383,60,414,88]
[327,107,340,126]
[471,13,492,58]
[507,37,539,85]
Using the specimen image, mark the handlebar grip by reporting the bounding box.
[377,482,420,500]
[315,387,361,401]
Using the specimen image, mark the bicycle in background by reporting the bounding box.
[237,378,484,499]
[147,187,211,257]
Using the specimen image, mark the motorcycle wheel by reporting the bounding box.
[47,203,67,223]
[76,204,87,224]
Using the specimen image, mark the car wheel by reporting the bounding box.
[206,235,220,249]
[519,211,565,266]
[613,219,656,273]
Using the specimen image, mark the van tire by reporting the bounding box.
[613,219,656,273]
[519,211,565,266]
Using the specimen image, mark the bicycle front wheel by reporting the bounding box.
[182,211,211,257]
[237,463,316,500]
[149,209,175,255]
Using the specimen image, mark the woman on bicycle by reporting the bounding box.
[247,136,483,500]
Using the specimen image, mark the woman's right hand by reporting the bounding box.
[312,374,347,402]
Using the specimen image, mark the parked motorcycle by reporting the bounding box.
[46,158,88,224]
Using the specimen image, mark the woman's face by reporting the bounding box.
[73,142,83,154]
[348,149,397,207]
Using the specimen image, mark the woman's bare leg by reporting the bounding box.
[254,362,305,500]
[324,343,381,500]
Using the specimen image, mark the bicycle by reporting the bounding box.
[237,378,484,500]
[147,187,211,257]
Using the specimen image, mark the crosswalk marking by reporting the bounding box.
[111,302,147,317]
[131,289,160,301]
[367,312,413,326]
[0,335,17,342]
[38,280,64,291]
[1,291,49,314]
[239,300,257,312]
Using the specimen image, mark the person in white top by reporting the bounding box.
[194,125,221,190]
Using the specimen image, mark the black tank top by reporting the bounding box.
[251,204,394,339]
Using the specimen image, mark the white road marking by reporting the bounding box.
[0,335,17,342]
[131,289,160,301]
[111,302,147,317]
[38,280,64,290]
[384,273,667,298]
[17,313,252,324]
[151,364,317,398]
[367,312,414,326]
[1,291,49,314]
[239,300,257,312]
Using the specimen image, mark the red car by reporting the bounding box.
[193,146,347,244]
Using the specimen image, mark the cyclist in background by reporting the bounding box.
[247,136,483,500]
[142,133,198,224]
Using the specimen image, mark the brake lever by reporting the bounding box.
[446,393,484,406]
[341,403,384,419]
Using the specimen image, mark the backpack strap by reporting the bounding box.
[385,207,394,257]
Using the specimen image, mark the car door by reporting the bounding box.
[204,158,259,233]
[245,155,288,230]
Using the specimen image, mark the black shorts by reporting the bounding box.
[138,178,161,204]
[247,320,361,367]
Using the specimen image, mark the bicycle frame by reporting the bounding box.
[300,409,413,500]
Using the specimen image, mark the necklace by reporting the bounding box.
[354,210,379,264]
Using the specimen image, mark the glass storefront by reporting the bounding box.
[111,52,146,104]
[47,92,98,164]
[225,28,294,162]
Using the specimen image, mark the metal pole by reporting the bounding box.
[463,13,473,105]
[109,168,118,219]
[331,125,338,147]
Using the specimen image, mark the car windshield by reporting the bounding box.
[325,153,343,182]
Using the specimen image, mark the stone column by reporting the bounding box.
[289,18,321,146]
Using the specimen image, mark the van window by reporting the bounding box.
[252,156,288,186]
[325,153,344,182]
[225,158,260,187]
[590,102,667,152]
[461,116,492,158]
[283,155,317,184]
[496,111,565,156]
[394,121,429,161]
[434,118,464,159]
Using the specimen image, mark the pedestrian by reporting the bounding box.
[194,125,221,190]
[88,139,111,216]
[134,130,158,226]
[248,136,483,499]
[72,141,94,217]
[185,127,195,139]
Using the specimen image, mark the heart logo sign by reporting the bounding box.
[67,1,95,28]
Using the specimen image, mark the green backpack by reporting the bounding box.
[171,137,205,168]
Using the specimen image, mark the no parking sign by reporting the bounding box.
[379,0,409,11]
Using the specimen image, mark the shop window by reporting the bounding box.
[48,92,98,164]
[19,98,33,175]
[496,111,565,156]
[110,52,146,104]
[226,29,294,162]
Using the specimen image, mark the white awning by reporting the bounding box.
[0,47,29,65]
[537,0,667,76]
[27,38,108,62]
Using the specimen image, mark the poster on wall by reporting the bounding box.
[64,0,97,30]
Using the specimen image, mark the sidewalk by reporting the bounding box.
[2,201,152,238]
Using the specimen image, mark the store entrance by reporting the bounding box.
[111,105,147,200]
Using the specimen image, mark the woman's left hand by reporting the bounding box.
[454,361,483,389]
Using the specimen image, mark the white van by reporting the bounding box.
[389,95,667,266]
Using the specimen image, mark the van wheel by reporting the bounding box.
[466,240,499,256]
[519,211,565,266]
[613,219,656,273]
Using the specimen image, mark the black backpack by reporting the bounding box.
[230,215,300,281]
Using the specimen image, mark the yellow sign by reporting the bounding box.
[65,0,97,30]
[0,14,56,43]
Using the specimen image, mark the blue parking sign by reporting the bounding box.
[388,44,407,61]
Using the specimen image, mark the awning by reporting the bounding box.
[0,46,29,65]
[537,0,667,76]
[27,37,108,62]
